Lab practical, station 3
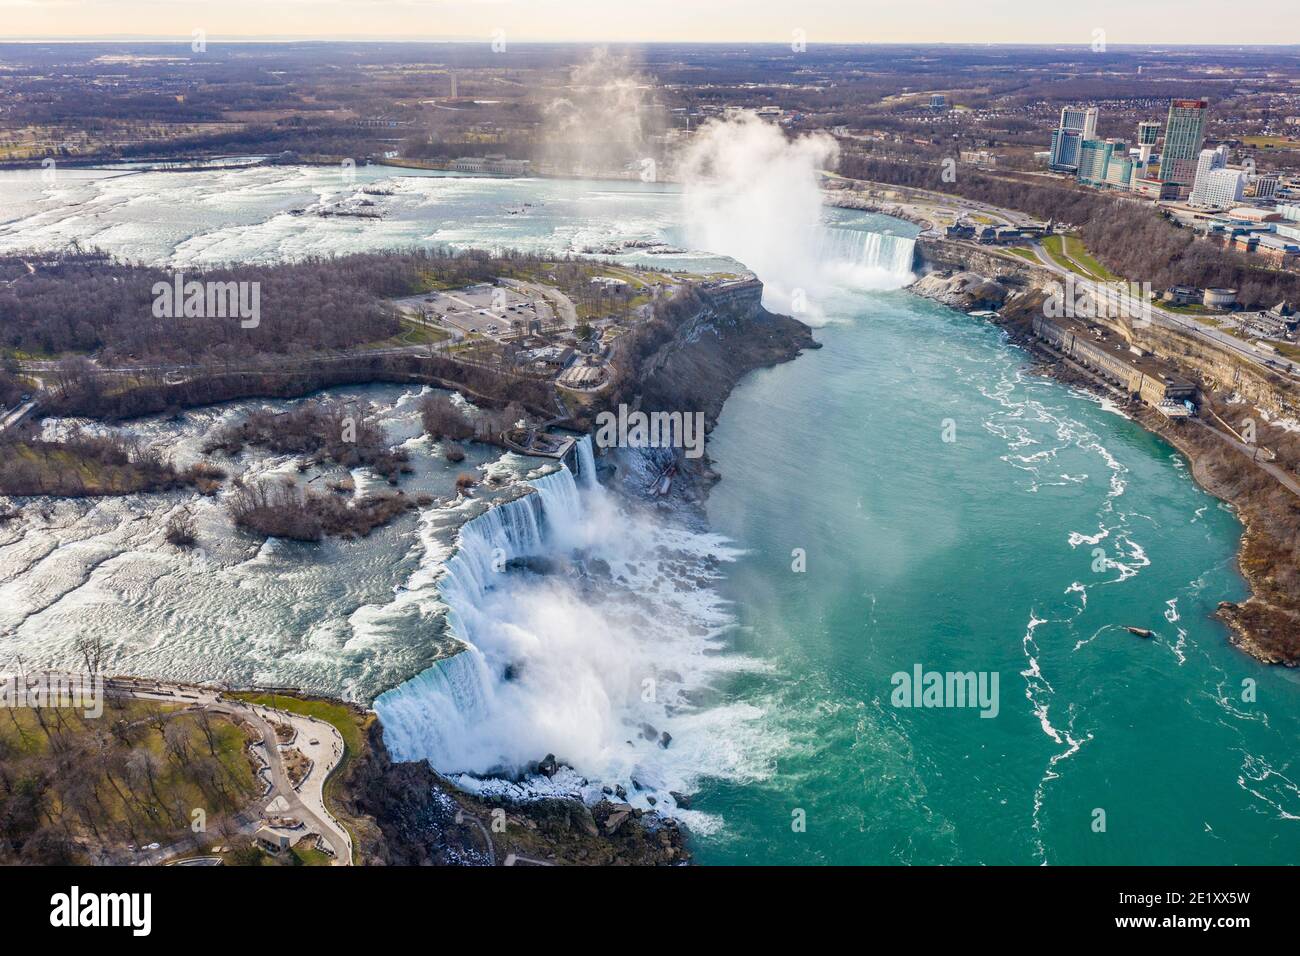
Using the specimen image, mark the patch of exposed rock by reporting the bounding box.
[341,724,690,865]
[909,270,1009,311]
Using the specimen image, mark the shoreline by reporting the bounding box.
[907,258,1299,667]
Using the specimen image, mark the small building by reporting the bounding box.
[519,345,574,368]
[1222,207,1280,223]
[255,827,292,853]
[945,222,976,240]
[1133,177,1181,200]
[1242,301,1298,339]
[1163,286,1200,306]
[557,360,607,389]
[1254,234,1300,267]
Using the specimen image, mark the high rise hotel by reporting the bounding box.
[1048,106,1098,172]
[1158,99,1209,187]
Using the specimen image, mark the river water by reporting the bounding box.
[1,164,1296,863]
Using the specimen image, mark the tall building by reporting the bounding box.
[930,94,947,110]
[1049,106,1099,172]
[1077,138,1128,187]
[1192,168,1247,208]
[1250,173,1280,200]
[1190,145,1250,208]
[1189,145,1228,205]
[1158,99,1209,187]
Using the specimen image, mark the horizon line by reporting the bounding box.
[3,36,1300,48]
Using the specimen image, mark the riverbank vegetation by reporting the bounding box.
[840,154,1300,307]
[0,698,258,865]
[418,391,530,447]
[203,399,411,480]
[1163,392,1300,662]
[0,430,209,497]
[226,479,430,542]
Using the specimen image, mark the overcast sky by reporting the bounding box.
[1,0,1297,45]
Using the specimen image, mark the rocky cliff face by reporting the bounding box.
[916,238,1300,418]
[341,723,691,866]
[634,293,820,431]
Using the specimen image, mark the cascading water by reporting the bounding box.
[818,226,917,280]
[373,436,773,822]
[374,464,583,770]
[575,434,599,491]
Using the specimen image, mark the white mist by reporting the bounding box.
[679,112,914,320]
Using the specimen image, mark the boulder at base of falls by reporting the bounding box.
[910,270,1009,312]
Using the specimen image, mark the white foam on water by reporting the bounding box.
[375,438,775,825]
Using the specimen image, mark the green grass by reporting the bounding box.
[358,317,453,351]
[0,701,257,846]
[1158,300,1216,316]
[1061,235,1118,282]
[1242,135,1299,149]
[227,692,368,864]
[1004,247,1039,262]
[1042,234,1116,282]
[290,843,335,866]
[4,441,181,496]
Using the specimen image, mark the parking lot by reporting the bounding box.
[393,284,553,341]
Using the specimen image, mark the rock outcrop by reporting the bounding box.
[340,723,691,865]
[909,270,1009,311]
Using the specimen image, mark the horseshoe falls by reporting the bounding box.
[821,226,918,280]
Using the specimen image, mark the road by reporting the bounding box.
[0,399,37,434]
[836,176,1045,233]
[1192,418,1300,497]
[501,278,577,329]
[105,678,353,865]
[1023,242,1300,379]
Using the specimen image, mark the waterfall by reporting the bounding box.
[818,226,917,278]
[374,463,585,769]
[575,435,599,491]
[373,436,765,817]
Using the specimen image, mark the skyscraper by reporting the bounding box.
[1158,99,1209,187]
[1049,106,1099,173]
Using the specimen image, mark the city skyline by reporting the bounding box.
[2,0,1300,45]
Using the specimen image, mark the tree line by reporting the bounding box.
[839,152,1300,307]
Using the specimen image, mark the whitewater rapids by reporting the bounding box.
[374,440,778,827]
